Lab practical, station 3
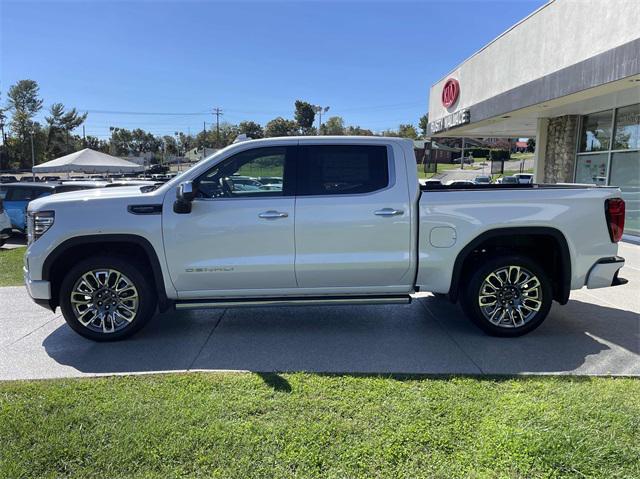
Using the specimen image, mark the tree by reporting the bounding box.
[238,120,264,139]
[264,117,298,137]
[321,116,345,135]
[418,114,429,137]
[162,135,179,155]
[109,127,133,155]
[45,103,88,160]
[294,100,315,134]
[527,138,536,152]
[7,79,43,167]
[345,125,374,136]
[85,136,109,152]
[398,124,418,139]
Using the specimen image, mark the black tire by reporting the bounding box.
[59,255,157,341]
[460,254,552,337]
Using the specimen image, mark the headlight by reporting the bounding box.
[27,211,55,244]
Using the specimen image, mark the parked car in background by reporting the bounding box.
[452,156,474,164]
[513,173,534,184]
[0,182,106,231]
[0,198,12,247]
[446,179,476,186]
[423,178,443,185]
[474,176,492,185]
[500,176,519,184]
[19,176,38,182]
[104,180,158,188]
[0,175,18,184]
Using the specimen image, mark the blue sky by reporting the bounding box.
[1,0,545,139]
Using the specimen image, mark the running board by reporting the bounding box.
[175,295,412,310]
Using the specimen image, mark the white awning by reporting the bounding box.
[32,148,144,173]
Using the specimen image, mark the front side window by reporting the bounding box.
[196,147,288,199]
[579,110,613,152]
[298,145,389,196]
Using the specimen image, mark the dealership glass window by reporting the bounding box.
[575,154,609,185]
[613,104,640,150]
[610,150,640,236]
[575,103,640,236]
[579,109,613,152]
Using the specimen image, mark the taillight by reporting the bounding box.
[605,198,625,243]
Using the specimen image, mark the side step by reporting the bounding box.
[175,295,412,310]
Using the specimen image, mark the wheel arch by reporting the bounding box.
[43,234,171,312]
[449,227,572,305]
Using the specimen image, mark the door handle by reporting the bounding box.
[258,210,288,219]
[374,208,404,217]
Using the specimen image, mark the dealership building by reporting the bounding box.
[426,0,640,236]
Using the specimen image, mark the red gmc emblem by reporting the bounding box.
[441,78,460,108]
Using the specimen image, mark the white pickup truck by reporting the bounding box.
[24,137,627,341]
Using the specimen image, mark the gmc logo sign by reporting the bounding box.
[441,78,460,108]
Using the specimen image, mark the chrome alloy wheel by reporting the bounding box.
[477,265,542,328]
[70,269,139,334]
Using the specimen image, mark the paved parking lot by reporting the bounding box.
[0,243,638,380]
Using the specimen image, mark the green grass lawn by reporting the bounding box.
[1,373,638,478]
[0,246,25,287]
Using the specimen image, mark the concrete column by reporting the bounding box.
[533,118,548,183]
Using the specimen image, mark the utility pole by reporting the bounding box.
[312,105,330,135]
[30,131,36,180]
[82,125,86,147]
[460,137,466,170]
[212,107,223,147]
[0,116,5,171]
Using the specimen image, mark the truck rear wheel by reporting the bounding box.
[59,256,157,341]
[460,254,552,337]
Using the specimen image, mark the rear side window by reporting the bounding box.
[298,145,389,195]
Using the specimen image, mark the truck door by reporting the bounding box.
[294,143,413,290]
[163,146,298,295]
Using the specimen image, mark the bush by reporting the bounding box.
[461,148,510,161]
[489,149,511,161]
[465,147,491,158]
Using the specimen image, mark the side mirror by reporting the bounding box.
[173,181,196,214]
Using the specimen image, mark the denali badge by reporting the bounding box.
[186,267,234,273]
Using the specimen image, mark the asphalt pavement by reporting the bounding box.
[0,243,638,380]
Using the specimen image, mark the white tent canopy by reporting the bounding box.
[32,148,144,173]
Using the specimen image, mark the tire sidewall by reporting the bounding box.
[59,255,157,341]
[462,254,553,337]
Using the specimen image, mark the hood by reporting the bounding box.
[29,186,157,212]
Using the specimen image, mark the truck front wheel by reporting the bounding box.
[59,256,157,341]
[460,255,552,337]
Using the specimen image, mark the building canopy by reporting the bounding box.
[32,148,144,173]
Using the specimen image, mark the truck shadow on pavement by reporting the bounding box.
[41,296,640,376]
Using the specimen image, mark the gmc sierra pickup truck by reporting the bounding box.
[24,137,627,341]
